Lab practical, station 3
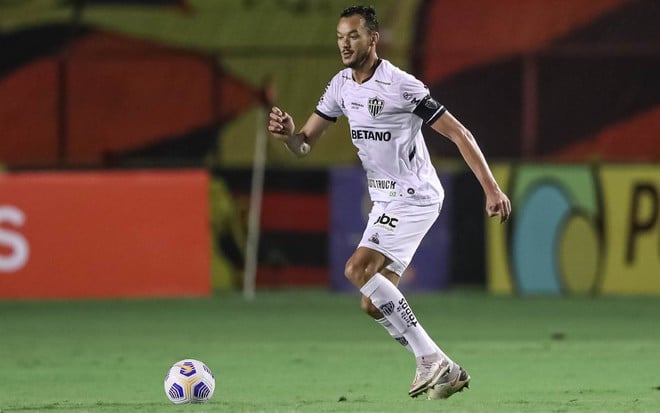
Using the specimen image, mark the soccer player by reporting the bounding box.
[267,5,511,399]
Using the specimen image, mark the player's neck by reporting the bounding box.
[352,55,380,84]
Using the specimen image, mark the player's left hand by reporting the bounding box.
[486,191,511,223]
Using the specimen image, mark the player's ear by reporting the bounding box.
[371,31,379,46]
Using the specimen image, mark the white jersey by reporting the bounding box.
[316,59,445,205]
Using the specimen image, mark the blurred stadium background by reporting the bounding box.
[1,1,659,411]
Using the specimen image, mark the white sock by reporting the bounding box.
[376,317,413,352]
[360,273,439,358]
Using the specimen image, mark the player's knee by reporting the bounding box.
[344,259,371,287]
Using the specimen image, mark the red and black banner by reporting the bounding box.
[413,0,659,161]
[215,168,330,288]
[1,23,261,167]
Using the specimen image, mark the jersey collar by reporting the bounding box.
[352,58,383,85]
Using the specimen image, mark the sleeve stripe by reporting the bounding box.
[408,145,416,161]
[314,109,337,123]
[426,106,446,125]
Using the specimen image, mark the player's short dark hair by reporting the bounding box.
[340,5,379,32]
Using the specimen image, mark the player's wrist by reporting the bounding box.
[284,133,310,156]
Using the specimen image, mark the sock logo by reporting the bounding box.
[395,336,409,347]
[379,301,395,316]
[397,298,418,328]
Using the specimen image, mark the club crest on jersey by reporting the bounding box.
[368,96,384,118]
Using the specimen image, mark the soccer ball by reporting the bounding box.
[164,359,215,404]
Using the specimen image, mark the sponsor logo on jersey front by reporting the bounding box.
[368,96,384,118]
[351,129,391,141]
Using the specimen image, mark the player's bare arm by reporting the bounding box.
[268,107,331,157]
[431,111,512,222]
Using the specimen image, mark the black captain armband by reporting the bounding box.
[412,95,446,125]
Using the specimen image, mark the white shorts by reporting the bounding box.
[358,201,441,276]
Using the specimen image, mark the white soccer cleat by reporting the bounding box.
[408,353,449,398]
[426,361,471,400]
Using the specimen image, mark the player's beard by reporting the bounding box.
[342,47,370,70]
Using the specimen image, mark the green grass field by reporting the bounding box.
[1,290,659,412]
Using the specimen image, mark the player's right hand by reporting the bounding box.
[268,106,295,141]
